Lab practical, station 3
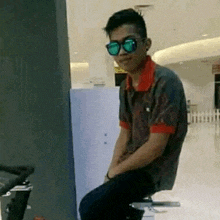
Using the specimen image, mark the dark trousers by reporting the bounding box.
[79,168,156,220]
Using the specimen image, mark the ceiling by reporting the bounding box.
[152,36,220,66]
[136,0,220,67]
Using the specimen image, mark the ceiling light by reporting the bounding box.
[70,62,89,69]
[135,5,153,8]
[134,5,154,10]
[202,34,208,37]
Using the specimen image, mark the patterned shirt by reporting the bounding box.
[119,56,188,191]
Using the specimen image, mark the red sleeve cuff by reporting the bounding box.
[150,124,175,134]
[119,121,130,130]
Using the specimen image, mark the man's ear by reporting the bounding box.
[146,38,152,51]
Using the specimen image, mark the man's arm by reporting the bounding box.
[108,132,170,178]
[107,127,131,174]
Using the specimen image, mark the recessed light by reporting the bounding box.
[135,5,152,8]
[202,34,208,37]
[134,5,153,10]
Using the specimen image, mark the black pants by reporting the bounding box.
[79,169,156,220]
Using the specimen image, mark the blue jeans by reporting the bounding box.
[79,168,156,220]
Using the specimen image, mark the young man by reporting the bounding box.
[79,9,188,220]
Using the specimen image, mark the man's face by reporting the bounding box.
[109,24,150,73]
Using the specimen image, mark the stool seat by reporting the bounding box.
[131,196,180,211]
[132,196,153,203]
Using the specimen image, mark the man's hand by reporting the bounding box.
[108,133,170,177]
[107,151,133,179]
[118,151,133,164]
[108,166,121,179]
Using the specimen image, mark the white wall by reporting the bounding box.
[181,80,214,111]
[166,60,215,111]
[70,88,120,219]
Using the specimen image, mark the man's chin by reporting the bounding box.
[119,65,136,74]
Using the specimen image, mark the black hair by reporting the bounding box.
[103,8,147,39]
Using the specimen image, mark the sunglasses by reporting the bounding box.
[106,38,142,56]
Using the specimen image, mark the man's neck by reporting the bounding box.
[127,57,146,86]
[129,72,141,89]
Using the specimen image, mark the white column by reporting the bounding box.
[83,27,115,87]
[66,0,117,88]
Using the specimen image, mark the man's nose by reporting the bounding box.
[118,46,127,56]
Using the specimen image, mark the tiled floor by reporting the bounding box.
[147,122,220,220]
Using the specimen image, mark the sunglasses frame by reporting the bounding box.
[106,37,138,56]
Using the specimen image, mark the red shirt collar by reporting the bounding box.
[126,56,156,91]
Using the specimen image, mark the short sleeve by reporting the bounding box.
[119,81,131,130]
[149,75,184,134]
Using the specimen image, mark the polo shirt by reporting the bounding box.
[119,55,188,191]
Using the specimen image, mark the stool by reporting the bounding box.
[130,196,180,220]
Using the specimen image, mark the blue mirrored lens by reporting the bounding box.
[107,42,120,55]
[123,39,136,52]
